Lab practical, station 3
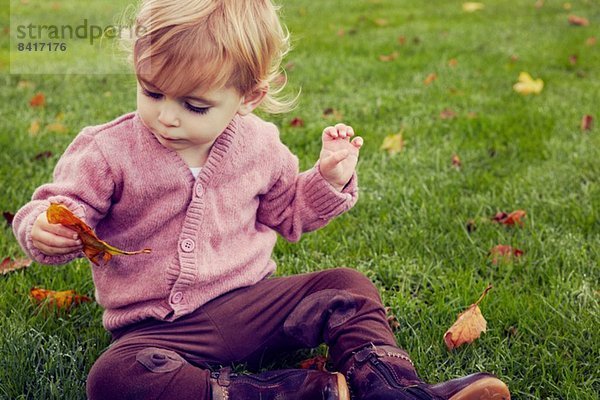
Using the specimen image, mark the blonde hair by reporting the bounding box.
[125,0,294,113]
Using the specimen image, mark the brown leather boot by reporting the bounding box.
[210,367,350,400]
[343,344,510,400]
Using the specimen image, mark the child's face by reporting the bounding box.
[136,81,247,158]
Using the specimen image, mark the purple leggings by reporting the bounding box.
[86,267,397,399]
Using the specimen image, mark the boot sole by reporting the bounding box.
[449,377,511,400]
[333,372,351,400]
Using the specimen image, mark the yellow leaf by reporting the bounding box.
[29,119,41,136]
[513,72,544,95]
[462,2,485,12]
[380,132,404,155]
[444,284,492,350]
[46,122,68,133]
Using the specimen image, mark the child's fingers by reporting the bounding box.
[36,210,80,239]
[33,240,83,256]
[351,136,364,148]
[33,229,82,249]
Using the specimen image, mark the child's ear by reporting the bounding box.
[237,83,269,116]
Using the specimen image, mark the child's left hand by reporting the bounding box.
[319,123,364,191]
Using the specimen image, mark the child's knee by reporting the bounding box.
[86,346,187,400]
[320,267,377,292]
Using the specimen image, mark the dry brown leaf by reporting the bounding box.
[586,37,597,46]
[448,58,458,67]
[323,108,344,120]
[299,355,328,371]
[379,51,399,62]
[47,203,151,266]
[30,287,91,309]
[3,211,15,226]
[444,284,492,350]
[0,257,32,275]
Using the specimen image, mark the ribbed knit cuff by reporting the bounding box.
[24,196,86,265]
[303,163,358,221]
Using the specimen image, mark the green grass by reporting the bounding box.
[1,0,599,398]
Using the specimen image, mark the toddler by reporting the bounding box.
[12,1,511,399]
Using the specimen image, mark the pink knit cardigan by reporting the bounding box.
[12,112,358,331]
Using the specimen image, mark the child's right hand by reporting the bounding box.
[31,211,83,256]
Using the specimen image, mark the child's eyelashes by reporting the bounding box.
[141,88,210,115]
[143,88,163,100]
[184,103,210,115]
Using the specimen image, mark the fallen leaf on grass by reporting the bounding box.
[380,132,404,155]
[513,72,543,95]
[568,15,589,26]
[424,73,437,85]
[581,115,593,131]
[385,306,401,331]
[448,58,458,67]
[379,51,399,62]
[489,245,523,264]
[299,355,328,371]
[444,284,492,350]
[492,210,526,226]
[29,119,41,136]
[30,287,91,309]
[290,117,304,127]
[586,37,597,46]
[47,203,151,266]
[1,257,32,275]
[462,2,485,12]
[33,151,53,161]
[3,211,15,226]
[440,108,457,120]
[29,92,46,107]
[323,108,344,120]
[46,122,68,134]
[451,154,462,169]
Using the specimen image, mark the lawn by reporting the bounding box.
[1,0,599,399]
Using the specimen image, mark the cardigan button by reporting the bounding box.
[195,184,204,197]
[180,239,195,252]
[171,292,183,304]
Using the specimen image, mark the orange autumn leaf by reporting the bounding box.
[492,210,526,226]
[46,203,151,266]
[489,245,523,264]
[424,73,437,85]
[440,108,457,120]
[451,154,462,169]
[30,287,91,309]
[1,257,32,275]
[568,15,589,26]
[29,92,46,107]
[299,355,328,371]
[444,284,492,350]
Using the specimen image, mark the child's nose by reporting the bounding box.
[158,102,180,127]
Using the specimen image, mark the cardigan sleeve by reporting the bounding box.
[12,132,115,265]
[256,135,358,242]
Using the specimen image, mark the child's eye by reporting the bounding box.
[143,89,163,100]
[184,103,210,115]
